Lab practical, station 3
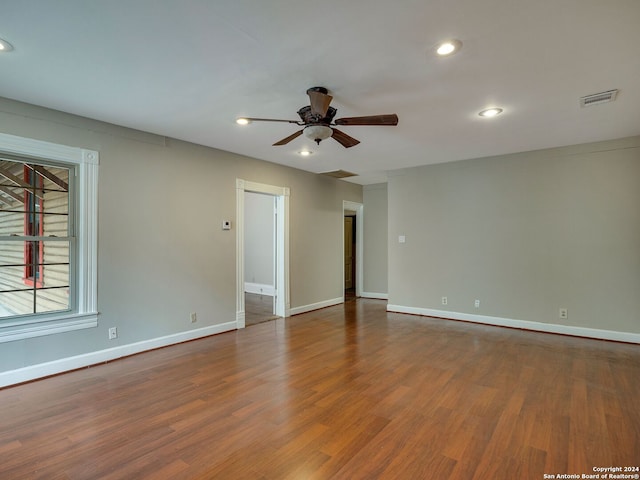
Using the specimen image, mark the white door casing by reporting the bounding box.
[236,179,290,328]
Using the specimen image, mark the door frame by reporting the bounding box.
[343,201,363,298]
[236,179,290,328]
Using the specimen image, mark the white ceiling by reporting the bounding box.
[1,0,639,184]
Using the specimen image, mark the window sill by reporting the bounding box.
[0,312,98,343]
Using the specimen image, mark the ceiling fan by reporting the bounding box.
[236,87,398,148]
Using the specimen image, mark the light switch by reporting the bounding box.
[398,235,406,243]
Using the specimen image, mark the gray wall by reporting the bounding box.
[0,97,362,372]
[244,192,274,288]
[363,183,388,296]
[388,136,640,334]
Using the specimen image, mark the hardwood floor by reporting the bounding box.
[1,299,639,479]
[245,292,280,327]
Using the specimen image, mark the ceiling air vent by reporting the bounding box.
[320,170,358,179]
[579,89,618,108]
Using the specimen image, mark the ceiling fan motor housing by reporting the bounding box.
[298,105,337,125]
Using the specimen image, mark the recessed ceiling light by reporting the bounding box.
[0,38,14,52]
[299,150,312,157]
[436,39,462,56]
[478,108,503,118]
[236,118,251,125]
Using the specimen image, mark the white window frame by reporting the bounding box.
[0,133,98,342]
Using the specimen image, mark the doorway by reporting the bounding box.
[244,191,278,326]
[344,214,356,299]
[343,201,363,300]
[236,179,290,329]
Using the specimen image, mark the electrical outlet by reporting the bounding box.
[108,327,117,340]
[441,296,448,306]
[474,299,480,308]
[559,308,568,319]
[190,312,197,323]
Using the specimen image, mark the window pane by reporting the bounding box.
[0,290,33,317]
[43,212,69,235]
[0,239,71,317]
[0,288,71,316]
[0,161,70,236]
[36,288,70,314]
[41,255,70,288]
[0,239,24,269]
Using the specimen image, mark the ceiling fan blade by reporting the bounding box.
[331,128,360,148]
[334,114,399,126]
[273,129,303,146]
[239,117,301,124]
[308,90,333,117]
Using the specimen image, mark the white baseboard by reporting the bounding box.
[289,297,344,316]
[244,282,275,296]
[361,292,389,300]
[386,305,640,344]
[0,321,237,388]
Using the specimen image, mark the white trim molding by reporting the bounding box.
[0,132,89,163]
[236,311,246,329]
[386,304,640,344]
[289,297,344,316]
[0,321,237,388]
[0,314,98,343]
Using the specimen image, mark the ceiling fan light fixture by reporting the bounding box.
[236,117,251,125]
[436,39,462,56]
[304,125,333,145]
[298,150,312,157]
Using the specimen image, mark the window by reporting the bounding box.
[0,160,71,316]
[0,133,98,342]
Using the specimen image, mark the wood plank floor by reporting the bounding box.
[1,299,639,479]
[245,293,280,327]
